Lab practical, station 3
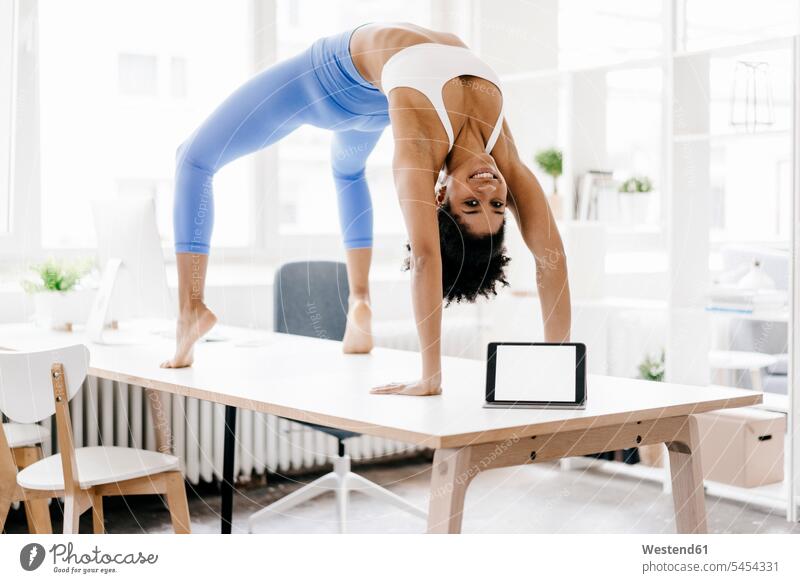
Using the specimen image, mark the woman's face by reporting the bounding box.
[440,153,508,236]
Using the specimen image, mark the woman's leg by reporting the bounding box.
[343,248,373,353]
[163,49,330,367]
[331,128,385,354]
[161,252,216,368]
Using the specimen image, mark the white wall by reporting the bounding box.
[0,0,16,234]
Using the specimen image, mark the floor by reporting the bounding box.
[4,458,800,534]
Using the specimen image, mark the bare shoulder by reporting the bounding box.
[388,89,451,167]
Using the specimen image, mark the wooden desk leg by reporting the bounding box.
[666,415,708,534]
[221,405,237,534]
[145,389,173,454]
[427,447,475,534]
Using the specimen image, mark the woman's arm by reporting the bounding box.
[370,96,448,396]
[497,125,572,342]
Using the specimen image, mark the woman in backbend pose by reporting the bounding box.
[162,23,572,395]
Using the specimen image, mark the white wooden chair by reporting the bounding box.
[1,422,53,533]
[0,345,191,534]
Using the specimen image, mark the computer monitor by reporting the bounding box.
[86,196,173,343]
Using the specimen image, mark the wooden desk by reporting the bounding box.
[0,323,761,534]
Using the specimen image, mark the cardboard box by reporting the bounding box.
[695,408,785,488]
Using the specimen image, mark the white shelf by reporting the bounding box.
[673,36,795,60]
[575,457,789,512]
[704,479,788,512]
[571,296,788,322]
[706,308,789,323]
[673,128,792,144]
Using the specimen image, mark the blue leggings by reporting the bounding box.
[173,28,390,254]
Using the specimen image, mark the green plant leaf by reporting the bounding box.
[619,175,654,194]
[638,349,665,382]
[23,257,93,293]
[534,148,562,178]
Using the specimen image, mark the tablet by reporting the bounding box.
[484,342,587,409]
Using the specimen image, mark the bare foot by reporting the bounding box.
[343,298,373,354]
[160,303,218,368]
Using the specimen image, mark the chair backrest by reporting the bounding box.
[0,345,89,423]
[273,261,350,341]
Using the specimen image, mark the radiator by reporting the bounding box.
[34,319,480,485]
[36,380,424,485]
[373,317,485,360]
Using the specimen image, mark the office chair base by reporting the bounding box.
[247,455,427,533]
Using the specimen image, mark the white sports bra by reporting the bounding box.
[381,43,504,154]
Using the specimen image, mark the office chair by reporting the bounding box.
[247,261,426,533]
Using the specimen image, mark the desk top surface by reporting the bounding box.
[0,322,761,448]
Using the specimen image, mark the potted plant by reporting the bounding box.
[618,175,654,225]
[22,258,94,330]
[637,349,666,467]
[638,348,665,381]
[534,148,563,219]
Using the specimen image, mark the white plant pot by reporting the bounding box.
[32,289,93,330]
[619,193,651,226]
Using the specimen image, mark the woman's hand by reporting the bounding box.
[370,371,442,396]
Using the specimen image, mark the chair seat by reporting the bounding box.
[2,422,51,448]
[17,446,180,491]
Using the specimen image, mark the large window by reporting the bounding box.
[38,0,254,249]
[558,0,663,70]
[275,0,432,239]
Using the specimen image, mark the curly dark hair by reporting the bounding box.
[403,202,511,305]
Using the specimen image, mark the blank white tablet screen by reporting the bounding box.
[494,345,576,401]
